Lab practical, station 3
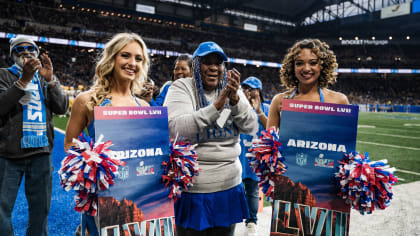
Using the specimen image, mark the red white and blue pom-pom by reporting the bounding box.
[162,138,200,201]
[58,132,125,216]
[335,152,398,214]
[247,127,287,201]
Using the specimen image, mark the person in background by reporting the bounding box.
[0,35,68,235]
[164,42,258,236]
[137,78,159,105]
[64,32,150,236]
[239,76,269,236]
[267,38,349,130]
[153,54,192,106]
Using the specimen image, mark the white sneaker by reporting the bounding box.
[246,222,258,236]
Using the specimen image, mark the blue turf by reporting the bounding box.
[12,130,79,235]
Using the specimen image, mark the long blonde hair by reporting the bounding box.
[87,33,150,110]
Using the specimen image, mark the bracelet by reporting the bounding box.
[46,80,56,85]
[258,112,264,116]
[46,76,57,86]
[14,80,25,90]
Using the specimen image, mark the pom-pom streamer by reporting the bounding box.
[335,152,398,214]
[162,137,200,201]
[247,127,287,202]
[58,132,125,216]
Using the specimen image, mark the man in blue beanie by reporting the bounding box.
[0,35,68,235]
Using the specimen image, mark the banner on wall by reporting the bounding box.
[380,2,411,19]
[94,106,174,236]
[271,100,359,236]
[413,0,420,13]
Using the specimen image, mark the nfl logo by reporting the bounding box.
[296,153,307,166]
[118,166,129,180]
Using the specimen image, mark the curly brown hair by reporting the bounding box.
[280,39,338,90]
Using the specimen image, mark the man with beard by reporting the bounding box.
[0,35,68,235]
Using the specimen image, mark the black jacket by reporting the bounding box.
[0,68,68,158]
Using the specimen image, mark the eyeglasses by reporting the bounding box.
[13,45,36,53]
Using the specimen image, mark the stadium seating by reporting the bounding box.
[1,0,419,106]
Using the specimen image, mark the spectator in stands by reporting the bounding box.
[267,39,349,129]
[0,35,68,235]
[164,41,258,235]
[64,32,150,235]
[154,54,192,106]
[239,76,269,236]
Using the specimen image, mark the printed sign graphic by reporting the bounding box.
[271,100,359,236]
[95,106,174,236]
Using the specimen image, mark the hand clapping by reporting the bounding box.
[225,68,240,106]
[21,56,41,83]
[39,53,53,82]
[21,53,53,84]
[213,68,241,110]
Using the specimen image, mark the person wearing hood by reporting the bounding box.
[0,35,68,235]
[164,42,258,235]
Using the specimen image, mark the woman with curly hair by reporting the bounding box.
[64,32,150,235]
[267,39,349,129]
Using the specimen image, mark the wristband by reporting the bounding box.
[14,80,25,90]
[46,75,57,86]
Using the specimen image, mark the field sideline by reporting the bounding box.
[355,112,420,183]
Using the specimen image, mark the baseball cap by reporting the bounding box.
[241,76,262,90]
[9,35,39,57]
[192,41,228,61]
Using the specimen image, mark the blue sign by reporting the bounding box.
[271,100,359,236]
[95,106,174,236]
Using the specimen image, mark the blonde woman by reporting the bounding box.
[64,32,150,235]
[267,39,349,129]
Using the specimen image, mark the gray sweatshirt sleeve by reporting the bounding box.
[230,89,258,135]
[164,79,221,141]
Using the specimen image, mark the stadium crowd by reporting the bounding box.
[1,1,419,235]
[0,0,419,106]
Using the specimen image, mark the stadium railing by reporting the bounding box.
[357,104,420,113]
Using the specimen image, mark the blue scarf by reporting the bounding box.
[8,64,49,148]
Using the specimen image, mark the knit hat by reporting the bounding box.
[9,35,39,57]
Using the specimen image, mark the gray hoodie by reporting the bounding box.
[164,77,258,193]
